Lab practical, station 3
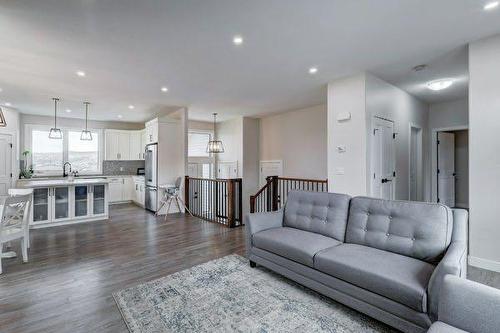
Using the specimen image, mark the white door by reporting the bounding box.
[0,134,12,195]
[218,161,238,179]
[371,118,395,200]
[437,132,455,207]
[259,160,283,187]
[409,126,422,201]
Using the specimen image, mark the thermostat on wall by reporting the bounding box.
[337,112,351,122]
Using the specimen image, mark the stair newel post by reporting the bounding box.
[250,195,256,213]
[227,179,235,228]
[271,176,279,211]
[184,176,190,214]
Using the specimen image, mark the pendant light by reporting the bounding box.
[206,113,224,153]
[0,107,6,127]
[49,98,62,139]
[80,101,92,141]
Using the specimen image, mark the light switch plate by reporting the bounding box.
[337,112,351,122]
[336,167,345,175]
[336,145,346,153]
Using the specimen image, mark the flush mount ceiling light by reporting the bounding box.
[233,35,243,45]
[80,102,92,141]
[49,97,62,139]
[308,67,318,74]
[76,70,86,77]
[161,86,168,92]
[206,113,225,154]
[484,1,499,10]
[128,105,135,109]
[427,79,454,91]
[0,107,6,127]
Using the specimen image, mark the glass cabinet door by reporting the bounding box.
[74,185,88,217]
[53,187,69,220]
[33,188,50,222]
[93,185,105,215]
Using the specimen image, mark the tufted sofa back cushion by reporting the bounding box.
[283,191,351,241]
[346,197,453,263]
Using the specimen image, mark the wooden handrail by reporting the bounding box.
[250,176,328,214]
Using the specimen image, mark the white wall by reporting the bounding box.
[429,99,468,129]
[242,117,260,215]
[365,74,430,201]
[259,104,327,179]
[0,107,21,184]
[327,73,368,196]
[188,120,213,132]
[468,34,500,271]
[454,130,468,208]
[216,117,243,177]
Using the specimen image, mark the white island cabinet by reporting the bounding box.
[19,178,109,228]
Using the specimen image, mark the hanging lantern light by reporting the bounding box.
[49,98,62,139]
[80,102,92,141]
[206,113,224,153]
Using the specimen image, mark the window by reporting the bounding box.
[27,125,103,175]
[188,131,211,157]
[68,131,100,173]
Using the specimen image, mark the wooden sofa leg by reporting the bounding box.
[249,260,257,268]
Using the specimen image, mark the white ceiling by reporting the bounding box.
[0,1,499,122]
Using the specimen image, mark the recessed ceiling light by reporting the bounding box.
[128,105,135,109]
[76,70,86,77]
[427,79,454,91]
[308,67,318,74]
[484,1,499,10]
[4,102,11,107]
[233,35,243,45]
[161,86,168,92]
[117,114,123,119]
[66,109,72,113]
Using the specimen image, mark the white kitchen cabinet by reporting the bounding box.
[108,176,134,203]
[105,130,132,160]
[145,119,158,144]
[129,131,142,161]
[132,176,145,207]
[140,129,146,160]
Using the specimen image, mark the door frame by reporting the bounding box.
[408,123,423,201]
[431,126,468,203]
[0,132,16,191]
[370,116,396,200]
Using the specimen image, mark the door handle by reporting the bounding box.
[381,178,393,184]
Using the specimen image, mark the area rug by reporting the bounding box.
[113,254,396,333]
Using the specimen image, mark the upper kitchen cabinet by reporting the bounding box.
[105,130,143,160]
[145,118,158,144]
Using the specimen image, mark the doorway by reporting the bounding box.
[432,128,469,208]
[259,160,283,187]
[0,133,13,195]
[370,117,395,200]
[409,124,423,201]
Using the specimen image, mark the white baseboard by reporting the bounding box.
[468,255,500,273]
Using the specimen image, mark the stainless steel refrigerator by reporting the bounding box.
[144,143,158,212]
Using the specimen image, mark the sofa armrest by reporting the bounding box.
[427,208,468,320]
[245,210,283,256]
[438,275,500,333]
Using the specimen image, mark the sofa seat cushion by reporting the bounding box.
[314,243,435,312]
[252,227,341,267]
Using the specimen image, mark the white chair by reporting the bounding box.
[157,177,193,220]
[0,193,31,274]
[8,188,33,249]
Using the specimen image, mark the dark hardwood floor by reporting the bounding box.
[0,204,246,333]
[2,204,500,333]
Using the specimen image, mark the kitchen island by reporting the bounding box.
[18,178,110,228]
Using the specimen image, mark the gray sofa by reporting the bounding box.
[246,191,468,333]
[428,275,500,333]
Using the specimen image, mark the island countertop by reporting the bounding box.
[19,178,110,188]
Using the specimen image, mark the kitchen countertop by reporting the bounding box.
[19,178,110,188]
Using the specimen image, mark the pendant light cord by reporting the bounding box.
[53,98,59,128]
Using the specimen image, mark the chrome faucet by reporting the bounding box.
[63,162,72,177]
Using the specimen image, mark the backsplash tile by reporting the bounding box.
[103,160,145,175]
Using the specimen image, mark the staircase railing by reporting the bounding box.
[184,176,243,227]
[250,176,328,213]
